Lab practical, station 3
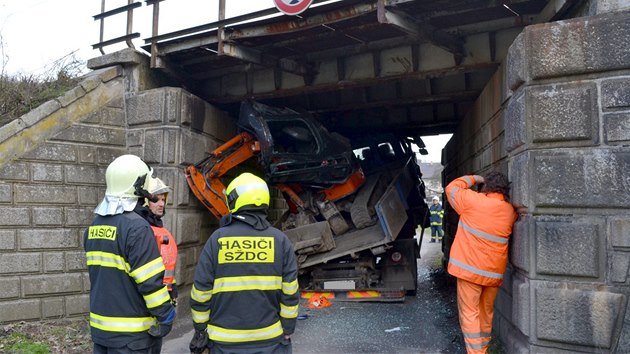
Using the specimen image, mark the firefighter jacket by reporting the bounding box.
[429,204,444,226]
[190,210,299,347]
[84,210,174,348]
[445,175,518,287]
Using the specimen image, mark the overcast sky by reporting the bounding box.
[0,0,277,76]
[0,0,450,161]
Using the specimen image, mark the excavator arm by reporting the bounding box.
[184,131,261,219]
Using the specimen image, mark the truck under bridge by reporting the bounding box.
[1,0,629,353]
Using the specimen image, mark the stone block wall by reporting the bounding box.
[0,49,283,324]
[444,9,630,353]
[0,52,233,323]
[122,86,238,308]
[0,67,128,322]
[502,10,630,353]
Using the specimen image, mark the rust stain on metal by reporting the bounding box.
[263,5,377,34]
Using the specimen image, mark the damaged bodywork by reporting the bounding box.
[186,100,430,296]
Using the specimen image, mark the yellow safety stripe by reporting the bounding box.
[86,251,130,272]
[208,320,283,343]
[213,275,282,293]
[192,308,211,324]
[90,312,155,332]
[191,284,213,302]
[280,303,298,318]
[347,290,381,298]
[282,279,298,295]
[143,286,170,309]
[129,257,165,284]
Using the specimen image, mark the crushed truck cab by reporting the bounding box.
[186,100,430,297]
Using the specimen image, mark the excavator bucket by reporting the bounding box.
[184,131,261,220]
[184,164,229,219]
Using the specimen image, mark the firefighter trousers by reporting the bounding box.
[456,278,498,354]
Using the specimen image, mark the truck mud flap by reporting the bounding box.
[301,289,406,303]
[375,183,408,241]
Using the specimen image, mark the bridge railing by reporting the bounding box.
[92,0,142,55]
[92,0,278,66]
[92,0,329,67]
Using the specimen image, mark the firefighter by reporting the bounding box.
[189,172,299,354]
[137,176,179,305]
[429,195,444,242]
[84,154,176,353]
[445,172,518,354]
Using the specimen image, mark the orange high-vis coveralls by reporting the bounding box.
[152,226,178,292]
[445,175,517,354]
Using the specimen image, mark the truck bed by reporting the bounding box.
[299,183,408,268]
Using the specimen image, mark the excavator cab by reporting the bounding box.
[185,100,365,220]
[237,100,359,188]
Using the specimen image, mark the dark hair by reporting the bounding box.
[481,171,510,199]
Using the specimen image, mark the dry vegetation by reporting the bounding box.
[0,33,85,127]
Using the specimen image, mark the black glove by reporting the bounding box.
[170,283,178,300]
[189,329,209,354]
[148,307,176,338]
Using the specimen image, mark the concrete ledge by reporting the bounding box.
[0,78,124,168]
[87,48,149,71]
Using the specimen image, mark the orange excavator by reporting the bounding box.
[185,100,366,228]
[185,100,430,298]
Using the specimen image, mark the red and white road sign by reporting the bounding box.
[273,0,313,16]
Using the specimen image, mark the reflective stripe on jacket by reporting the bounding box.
[190,217,299,347]
[152,226,178,287]
[445,175,517,287]
[84,211,174,348]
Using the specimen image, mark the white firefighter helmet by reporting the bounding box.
[432,196,440,202]
[144,176,172,206]
[95,154,153,216]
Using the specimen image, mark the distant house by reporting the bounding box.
[419,162,443,201]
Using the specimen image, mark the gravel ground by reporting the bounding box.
[285,234,465,354]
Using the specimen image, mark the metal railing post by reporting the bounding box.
[92,0,142,54]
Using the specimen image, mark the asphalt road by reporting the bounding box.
[162,230,465,354]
